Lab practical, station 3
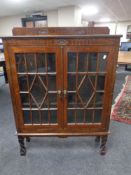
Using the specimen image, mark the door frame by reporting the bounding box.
[63,46,115,132]
[8,46,64,133]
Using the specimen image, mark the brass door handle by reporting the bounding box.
[57,90,67,98]
[57,90,62,95]
[57,90,62,98]
[63,90,67,97]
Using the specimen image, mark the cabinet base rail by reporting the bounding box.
[16,131,110,136]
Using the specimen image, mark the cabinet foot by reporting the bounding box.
[100,135,108,155]
[18,136,26,156]
[95,136,100,143]
[26,137,31,142]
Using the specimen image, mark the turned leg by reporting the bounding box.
[95,136,100,143]
[100,135,108,155]
[26,137,31,142]
[18,136,26,156]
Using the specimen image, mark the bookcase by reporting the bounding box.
[3,27,121,155]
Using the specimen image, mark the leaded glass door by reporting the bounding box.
[11,47,63,131]
[63,47,112,131]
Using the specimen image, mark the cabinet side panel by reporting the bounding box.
[3,40,21,132]
[104,38,120,130]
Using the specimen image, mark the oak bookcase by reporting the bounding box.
[3,27,121,155]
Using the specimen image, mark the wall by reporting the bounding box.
[0,6,130,41]
[47,10,58,27]
[95,21,131,42]
[58,6,76,26]
[0,15,23,36]
[116,22,131,42]
[58,6,81,27]
[74,7,82,26]
[0,6,82,36]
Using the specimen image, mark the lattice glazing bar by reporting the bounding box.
[92,53,100,123]
[45,53,51,124]
[75,52,79,124]
[24,53,33,124]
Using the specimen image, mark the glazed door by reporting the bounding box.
[63,46,114,132]
[10,47,63,132]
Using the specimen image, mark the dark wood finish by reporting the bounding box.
[18,136,26,156]
[12,27,110,36]
[3,27,121,156]
[100,135,108,155]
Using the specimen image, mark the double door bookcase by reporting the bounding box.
[3,30,121,155]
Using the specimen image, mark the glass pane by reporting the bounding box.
[39,75,47,88]
[78,76,94,106]
[41,96,48,108]
[20,94,30,108]
[89,75,96,87]
[68,53,76,72]
[68,93,76,108]
[67,110,75,123]
[32,110,40,124]
[78,75,96,88]
[18,75,28,91]
[94,110,102,123]
[30,76,47,107]
[76,110,84,123]
[88,95,95,107]
[16,54,25,72]
[28,75,35,88]
[99,53,108,72]
[47,53,56,72]
[85,110,93,123]
[26,54,36,72]
[48,75,56,91]
[37,53,46,72]
[41,110,48,123]
[39,75,56,91]
[95,93,104,107]
[97,76,105,90]
[30,95,38,108]
[88,53,97,72]
[23,110,31,124]
[50,110,57,123]
[78,75,84,86]
[49,93,57,108]
[68,74,76,91]
[78,53,88,72]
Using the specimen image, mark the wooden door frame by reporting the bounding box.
[63,46,116,133]
[8,46,63,133]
